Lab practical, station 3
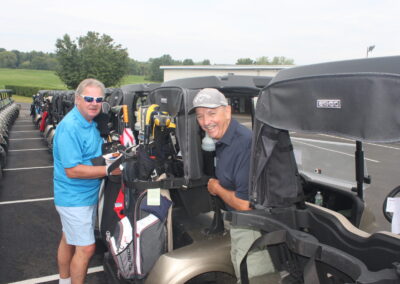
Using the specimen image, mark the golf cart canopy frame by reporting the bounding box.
[162,74,272,96]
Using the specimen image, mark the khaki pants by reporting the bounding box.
[230,226,275,283]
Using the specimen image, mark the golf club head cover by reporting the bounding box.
[94,112,111,137]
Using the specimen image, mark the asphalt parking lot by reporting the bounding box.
[0,104,107,284]
[0,108,397,283]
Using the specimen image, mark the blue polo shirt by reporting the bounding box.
[53,106,103,206]
[215,119,252,208]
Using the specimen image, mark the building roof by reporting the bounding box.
[160,65,293,70]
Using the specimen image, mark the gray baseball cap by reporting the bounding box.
[189,88,228,113]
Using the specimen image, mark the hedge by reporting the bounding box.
[4,85,59,97]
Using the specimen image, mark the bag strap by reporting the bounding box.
[303,246,321,284]
[124,176,209,190]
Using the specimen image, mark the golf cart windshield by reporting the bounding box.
[292,137,369,191]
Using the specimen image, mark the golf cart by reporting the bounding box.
[229,56,400,283]
[43,90,75,151]
[99,76,272,283]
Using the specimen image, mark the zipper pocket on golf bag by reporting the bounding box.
[107,190,169,280]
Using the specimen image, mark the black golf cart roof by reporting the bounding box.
[256,56,400,143]
[120,83,161,95]
[161,75,272,96]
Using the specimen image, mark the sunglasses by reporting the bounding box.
[79,94,104,103]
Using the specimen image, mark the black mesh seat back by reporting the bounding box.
[105,88,124,108]
[149,87,203,181]
[62,91,75,115]
[52,93,64,124]
[249,121,303,208]
[121,91,148,130]
[148,87,211,216]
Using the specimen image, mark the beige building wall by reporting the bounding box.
[161,65,291,82]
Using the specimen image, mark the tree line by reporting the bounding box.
[1,31,294,88]
[0,48,58,70]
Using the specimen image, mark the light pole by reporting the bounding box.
[366,45,375,57]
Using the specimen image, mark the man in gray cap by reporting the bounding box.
[190,88,275,282]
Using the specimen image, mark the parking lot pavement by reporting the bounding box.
[291,132,399,232]
[0,104,106,284]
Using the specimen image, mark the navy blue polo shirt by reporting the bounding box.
[215,119,252,208]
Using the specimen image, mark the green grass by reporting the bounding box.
[12,95,33,103]
[119,74,157,85]
[0,68,155,90]
[0,68,67,89]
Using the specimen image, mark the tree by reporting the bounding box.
[11,50,22,67]
[31,56,58,70]
[270,56,294,65]
[182,58,194,65]
[236,58,254,65]
[255,56,270,65]
[55,31,129,88]
[200,59,210,65]
[147,54,175,82]
[0,51,17,68]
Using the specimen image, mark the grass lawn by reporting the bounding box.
[12,95,33,103]
[0,68,157,90]
[119,75,157,85]
[0,68,66,89]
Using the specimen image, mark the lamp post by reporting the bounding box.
[366,45,375,58]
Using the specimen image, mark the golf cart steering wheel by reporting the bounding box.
[382,185,400,222]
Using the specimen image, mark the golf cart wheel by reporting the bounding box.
[382,185,400,222]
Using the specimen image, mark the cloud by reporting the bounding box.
[1,0,399,65]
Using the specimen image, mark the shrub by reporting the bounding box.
[4,85,56,97]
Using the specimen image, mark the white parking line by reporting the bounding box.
[292,137,353,146]
[293,140,380,163]
[9,138,42,140]
[10,130,38,133]
[7,266,103,284]
[319,134,400,150]
[0,197,54,205]
[4,166,53,171]
[8,148,48,152]
[364,142,400,151]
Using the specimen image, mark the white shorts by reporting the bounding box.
[56,205,97,246]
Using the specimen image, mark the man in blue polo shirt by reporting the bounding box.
[53,78,120,284]
[190,88,275,282]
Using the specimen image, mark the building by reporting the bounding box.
[160,65,292,82]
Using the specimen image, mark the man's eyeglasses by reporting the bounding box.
[79,94,104,103]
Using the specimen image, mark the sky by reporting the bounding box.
[1,0,399,65]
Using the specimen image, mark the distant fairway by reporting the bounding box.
[0,68,154,89]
